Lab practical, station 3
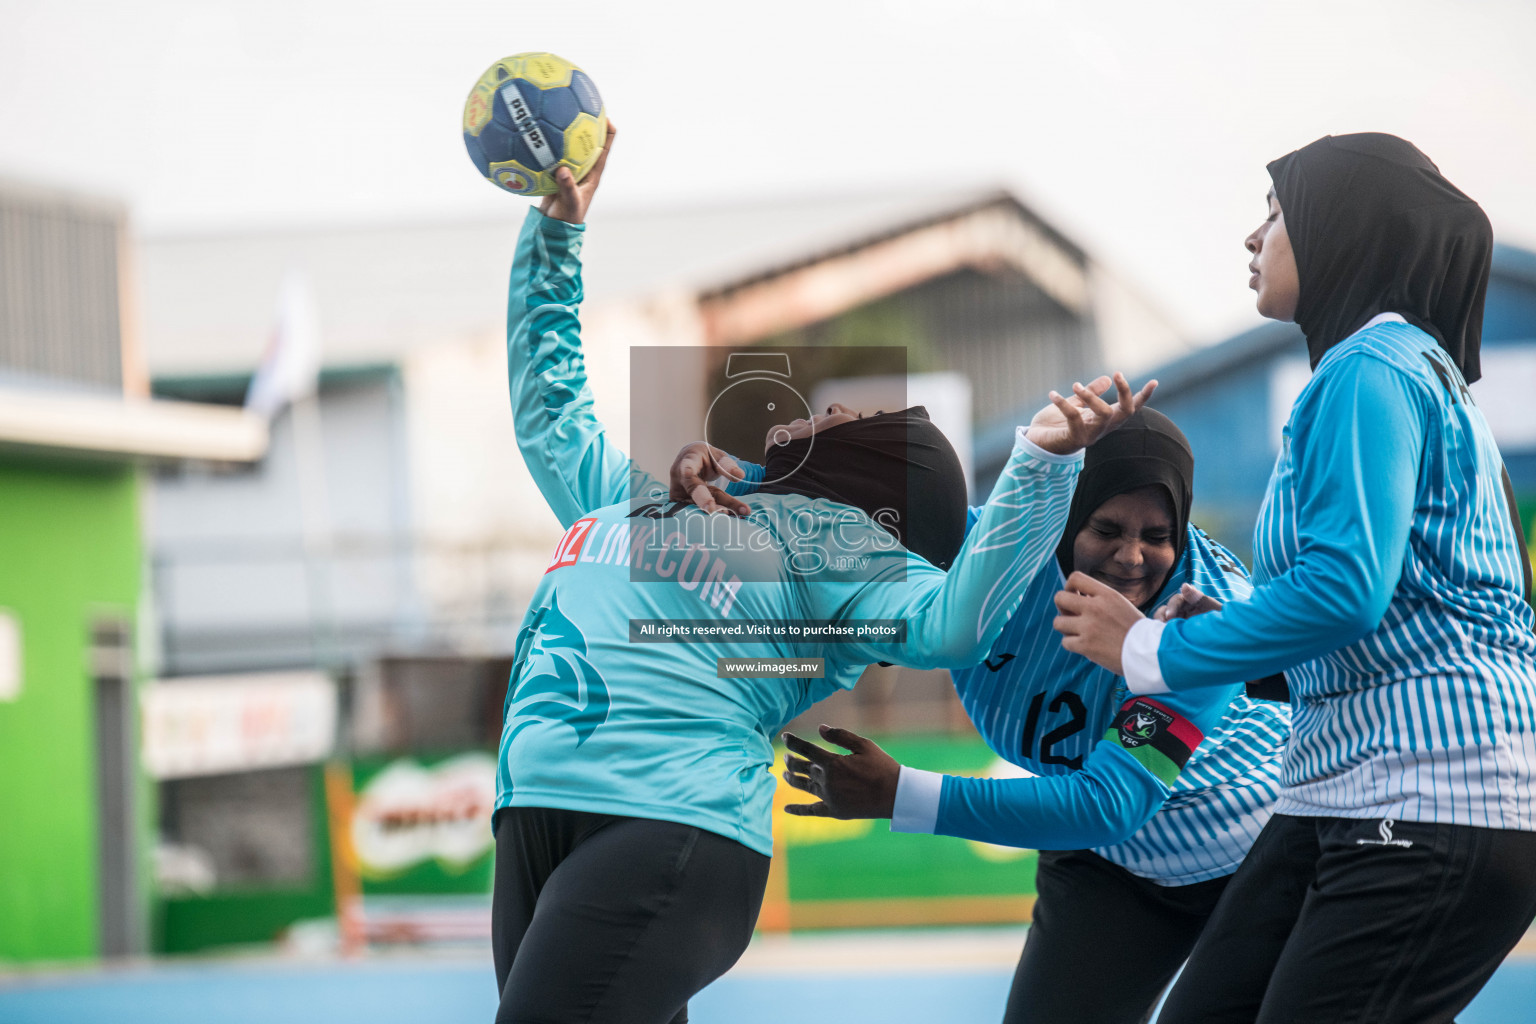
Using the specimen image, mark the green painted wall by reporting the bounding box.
[0,459,142,962]
[777,735,1038,903]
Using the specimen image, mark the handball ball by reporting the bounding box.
[462,53,607,197]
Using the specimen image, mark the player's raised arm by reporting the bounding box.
[506,123,667,527]
[803,374,1156,669]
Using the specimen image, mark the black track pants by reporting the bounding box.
[1157,813,1536,1024]
[1003,848,1231,1024]
[492,806,771,1024]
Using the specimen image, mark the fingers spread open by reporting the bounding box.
[784,801,832,817]
[1074,381,1114,420]
[688,483,719,514]
[1049,390,1085,432]
[784,753,814,775]
[712,448,746,482]
[783,768,814,793]
[782,731,834,764]
[818,724,867,753]
[706,485,750,517]
[1080,374,1114,397]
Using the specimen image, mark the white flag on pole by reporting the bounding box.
[245,269,322,418]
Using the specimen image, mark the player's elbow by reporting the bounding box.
[1324,583,1390,647]
[927,632,994,670]
[1085,818,1145,849]
[1299,552,1393,647]
[1080,792,1160,848]
[1339,603,1385,645]
[1077,748,1167,845]
[882,628,993,670]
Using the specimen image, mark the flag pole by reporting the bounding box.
[247,269,356,951]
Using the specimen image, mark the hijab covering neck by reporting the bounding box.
[1054,407,1193,613]
[757,406,968,570]
[1267,132,1492,383]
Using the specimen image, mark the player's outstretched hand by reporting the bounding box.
[540,119,617,225]
[1155,583,1223,622]
[781,725,899,820]
[669,441,751,516]
[1025,373,1157,456]
[1052,572,1146,675]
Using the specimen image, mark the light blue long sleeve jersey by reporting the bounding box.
[945,514,1287,883]
[1132,317,1536,829]
[726,465,1291,882]
[499,209,1087,856]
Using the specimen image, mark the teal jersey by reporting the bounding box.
[499,210,1081,855]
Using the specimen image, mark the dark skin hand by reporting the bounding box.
[538,119,617,226]
[669,442,752,516]
[1052,570,1148,676]
[781,724,901,819]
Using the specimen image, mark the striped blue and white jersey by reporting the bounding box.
[727,468,1290,882]
[950,519,1289,885]
[1152,318,1536,829]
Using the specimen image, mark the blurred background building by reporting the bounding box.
[12,171,1536,961]
[0,177,265,962]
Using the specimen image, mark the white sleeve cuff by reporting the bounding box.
[1122,618,1171,695]
[890,766,944,833]
[1014,426,1086,465]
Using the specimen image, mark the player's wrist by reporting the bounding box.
[1016,427,1085,464]
[533,205,587,231]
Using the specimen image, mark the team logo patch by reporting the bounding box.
[497,169,531,192]
[1355,818,1414,848]
[546,517,597,573]
[1106,697,1203,786]
[504,593,610,758]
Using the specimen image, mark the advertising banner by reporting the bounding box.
[339,738,1035,930]
[349,751,498,894]
[142,671,336,779]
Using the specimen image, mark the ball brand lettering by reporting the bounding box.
[467,53,604,195]
[497,82,557,170]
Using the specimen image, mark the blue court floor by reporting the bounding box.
[2,928,1533,1023]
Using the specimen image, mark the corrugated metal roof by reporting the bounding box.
[0,177,125,391]
[973,242,1536,467]
[137,188,1059,377]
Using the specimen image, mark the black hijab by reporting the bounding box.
[1267,132,1492,382]
[1054,407,1193,613]
[758,406,968,570]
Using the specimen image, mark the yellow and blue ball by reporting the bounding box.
[463,53,607,197]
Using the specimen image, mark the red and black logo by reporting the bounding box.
[1110,697,1202,771]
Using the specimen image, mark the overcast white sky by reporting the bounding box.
[2,0,1533,341]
